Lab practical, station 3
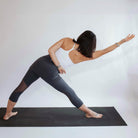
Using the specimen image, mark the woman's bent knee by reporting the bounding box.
[9,92,23,102]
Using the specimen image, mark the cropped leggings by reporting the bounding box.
[9,54,83,108]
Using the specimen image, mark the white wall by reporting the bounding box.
[0,0,138,116]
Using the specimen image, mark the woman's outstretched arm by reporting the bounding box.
[92,34,135,59]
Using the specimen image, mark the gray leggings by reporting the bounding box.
[9,54,83,108]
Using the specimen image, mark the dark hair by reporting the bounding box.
[73,30,96,58]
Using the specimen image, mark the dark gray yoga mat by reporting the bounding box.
[0,107,127,127]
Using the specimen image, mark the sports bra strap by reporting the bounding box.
[68,43,76,52]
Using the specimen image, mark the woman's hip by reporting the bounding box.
[29,54,60,76]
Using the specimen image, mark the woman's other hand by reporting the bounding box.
[58,66,66,74]
[123,34,135,42]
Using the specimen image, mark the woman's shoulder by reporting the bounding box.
[62,37,73,42]
[61,37,73,49]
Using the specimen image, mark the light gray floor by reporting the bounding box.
[0,100,138,138]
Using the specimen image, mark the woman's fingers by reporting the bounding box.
[129,34,135,40]
[131,34,135,38]
[63,69,66,74]
[62,69,66,74]
[125,34,135,41]
[59,68,66,74]
[64,70,66,74]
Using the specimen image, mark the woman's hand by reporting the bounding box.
[58,66,66,74]
[123,34,135,42]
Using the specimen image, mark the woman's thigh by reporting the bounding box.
[40,74,83,108]
[22,68,40,87]
[41,73,79,99]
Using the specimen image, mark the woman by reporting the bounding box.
[3,30,135,120]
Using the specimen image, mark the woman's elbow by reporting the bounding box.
[48,49,50,53]
[48,49,55,55]
[48,48,52,54]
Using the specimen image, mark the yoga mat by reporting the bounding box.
[0,107,127,127]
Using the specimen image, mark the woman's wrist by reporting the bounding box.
[117,39,126,46]
[115,42,120,47]
[57,64,61,68]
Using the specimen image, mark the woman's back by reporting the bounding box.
[55,42,76,69]
[58,38,92,65]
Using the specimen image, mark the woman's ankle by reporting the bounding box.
[5,111,12,115]
[78,104,92,114]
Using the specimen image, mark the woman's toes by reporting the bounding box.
[11,111,18,117]
[93,113,103,118]
[85,112,103,118]
[96,113,103,118]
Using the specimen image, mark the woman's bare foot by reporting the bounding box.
[85,110,103,118]
[3,111,18,120]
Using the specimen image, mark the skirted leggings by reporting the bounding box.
[9,54,83,108]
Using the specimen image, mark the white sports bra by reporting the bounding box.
[55,43,76,69]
